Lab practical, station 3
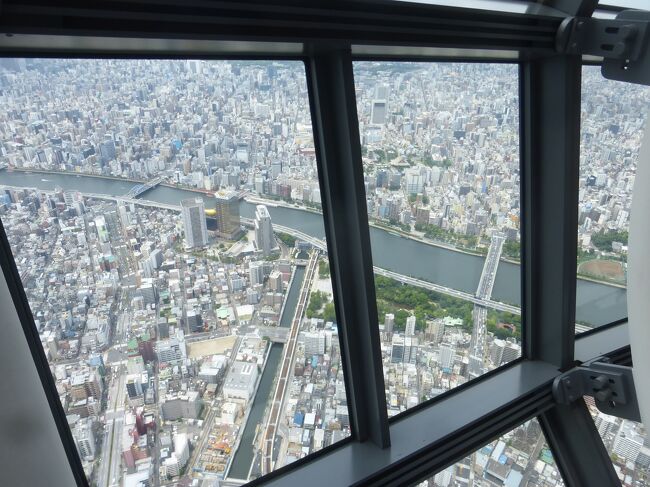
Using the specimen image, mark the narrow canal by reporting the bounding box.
[228,266,306,480]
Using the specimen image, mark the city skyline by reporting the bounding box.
[0,58,646,487]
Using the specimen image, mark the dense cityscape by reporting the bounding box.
[0,59,646,487]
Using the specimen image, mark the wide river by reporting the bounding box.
[0,170,627,327]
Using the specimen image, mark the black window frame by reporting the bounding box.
[0,1,637,486]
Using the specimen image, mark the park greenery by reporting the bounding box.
[408,194,430,205]
[591,229,628,252]
[306,290,337,322]
[413,222,479,249]
[486,309,521,340]
[374,275,521,339]
[318,260,330,278]
[374,275,474,332]
[386,218,411,232]
[502,240,520,260]
[276,232,296,247]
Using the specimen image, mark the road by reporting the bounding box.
[97,366,127,487]
[260,251,318,476]
[475,234,506,300]
[97,295,130,487]
[521,432,546,485]
[468,234,506,378]
[373,267,519,314]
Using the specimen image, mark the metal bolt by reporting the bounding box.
[592,375,608,390]
[596,389,613,402]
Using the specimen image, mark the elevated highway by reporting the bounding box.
[468,233,507,378]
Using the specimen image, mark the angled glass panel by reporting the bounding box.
[586,399,650,485]
[353,61,521,416]
[391,0,564,15]
[598,1,650,9]
[0,58,349,486]
[576,66,650,333]
[418,418,564,487]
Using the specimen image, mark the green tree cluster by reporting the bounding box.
[374,275,474,332]
[306,291,328,318]
[486,309,521,340]
[502,240,520,260]
[306,290,337,322]
[591,230,628,251]
[322,302,336,322]
[276,232,297,247]
[387,218,411,232]
[318,260,330,278]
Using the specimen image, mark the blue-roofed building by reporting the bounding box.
[293,411,305,427]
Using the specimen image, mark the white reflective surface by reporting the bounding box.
[628,106,650,430]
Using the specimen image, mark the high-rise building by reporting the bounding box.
[425,319,445,344]
[187,310,203,333]
[405,315,416,337]
[613,423,644,462]
[384,313,395,335]
[156,330,187,365]
[439,343,455,371]
[162,433,190,479]
[391,335,405,364]
[391,335,417,364]
[370,88,388,125]
[126,373,146,406]
[303,331,326,356]
[249,261,265,286]
[72,418,96,461]
[501,342,521,365]
[214,189,242,239]
[254,204,276,256]
[269,270,283,293]
[181,198,208,249]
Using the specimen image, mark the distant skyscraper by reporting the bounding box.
[439,343,454,370]
[384,313,395,334]
[99,139,116,164]
[405,315,416,337]
[181,198,208,249]
[391,335,417,364]
[370,84,389,125]
[249,261,264,286]
[214,190,241,239]
[391,335,405,363]
[425,319,445,345]
[370,101,387,125]
[254,204,276,256]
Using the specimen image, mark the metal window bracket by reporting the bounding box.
[553,357,641,422]
[557,10,650,86]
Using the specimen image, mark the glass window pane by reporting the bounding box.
[598,1,650,9]
[417,418,564,487]
[0,58,349,485]
[576,66,650,333]
[586,398,650,485]
[353,61,521,416]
